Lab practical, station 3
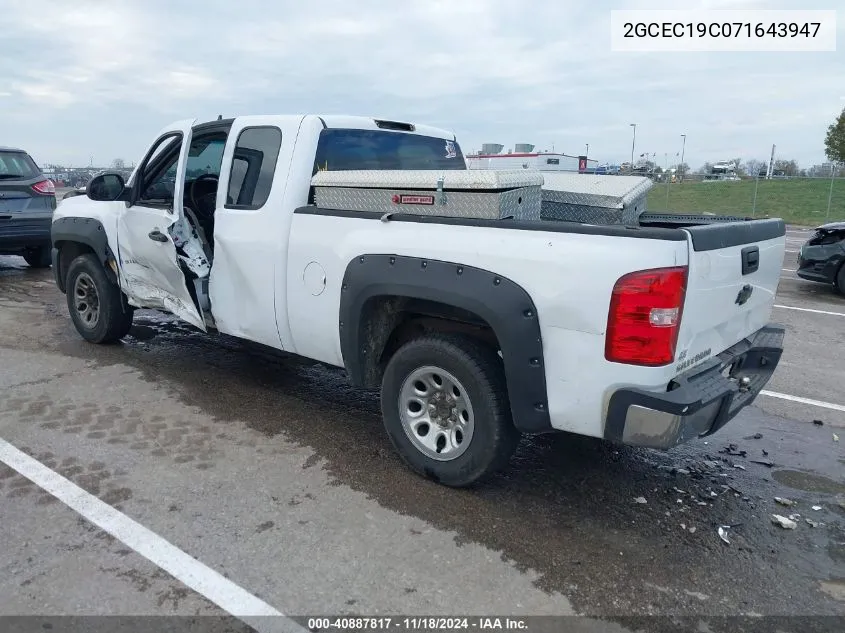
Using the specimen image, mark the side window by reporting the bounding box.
[225,127,282,209]
[137,134,182,205]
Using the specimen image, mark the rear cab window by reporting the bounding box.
[0,151,41,180]
[313,129,466,173]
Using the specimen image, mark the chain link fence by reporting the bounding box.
[646,174,845,226]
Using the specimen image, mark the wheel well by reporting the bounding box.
[55,241,119,293]
[357,295,501,388]
[55,241,96,293]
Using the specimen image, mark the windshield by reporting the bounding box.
[0,150,40,180]
[314,129,466,173]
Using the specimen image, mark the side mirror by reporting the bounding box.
[87,173,126,202]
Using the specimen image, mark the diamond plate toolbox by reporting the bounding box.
[311,170,543,221]
[540,173,653,225]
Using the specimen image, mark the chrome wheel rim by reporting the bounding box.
[398,366,474,461]
[73,272,100,329]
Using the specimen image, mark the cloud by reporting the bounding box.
[0,0,842,168]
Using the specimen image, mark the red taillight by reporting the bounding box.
[605,266,688,367]
[31,179,56,196]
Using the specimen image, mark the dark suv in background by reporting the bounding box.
[0,146,56,268]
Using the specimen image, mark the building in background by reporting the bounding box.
[466,143,598,173]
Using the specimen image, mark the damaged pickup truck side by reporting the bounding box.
[52,115,787,487]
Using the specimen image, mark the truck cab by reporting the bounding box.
[52,115,466,341]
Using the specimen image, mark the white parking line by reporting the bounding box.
[774,304,845,317]
[785,249,799,254]
[760,391,845,413]
[0,438,301,633]
[781,268,796,272]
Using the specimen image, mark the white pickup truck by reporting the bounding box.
[51,114,786,486]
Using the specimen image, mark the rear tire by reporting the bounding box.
[380,334,520,487]
[23,246,51,268]
[65,254,134,343]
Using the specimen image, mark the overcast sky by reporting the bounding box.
[1,0,842,170]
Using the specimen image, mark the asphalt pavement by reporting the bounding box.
[0,225,843,633]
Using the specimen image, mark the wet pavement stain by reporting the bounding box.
[0,388,222,473]
[51,321,843,616]
[773,470,845,495]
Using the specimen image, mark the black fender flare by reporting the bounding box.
[51,216,116,292]
[339,254,552,434]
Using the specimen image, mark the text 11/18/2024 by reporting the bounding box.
[303,617,529,632]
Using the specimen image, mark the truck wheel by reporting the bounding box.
[380,334,520,487]
[65,254,134,344]
[836,264,845,295]
[23,246,51,269]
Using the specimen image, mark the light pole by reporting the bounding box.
[585,143,589,158]
[629,123,637,168]
[679,134,686,181]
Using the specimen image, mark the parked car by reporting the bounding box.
[51,114,785,487]
[796,221,845,293]
[0,146,56,267]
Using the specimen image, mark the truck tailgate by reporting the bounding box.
[674,219,785,374]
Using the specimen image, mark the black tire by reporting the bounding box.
[65,253,134,344]
[380,334,521,487]
[836,264,845,295]
[23,246,51,268]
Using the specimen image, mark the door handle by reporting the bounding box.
[148,230,169,243]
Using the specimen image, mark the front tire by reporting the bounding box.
[23,246,51,268]
[65,253,134,343]
[836,264,845,295]
[380,334,520,487]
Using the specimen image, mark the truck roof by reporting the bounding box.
[0,146,26,153]
[193,115,456,142]
[317,115,456,141]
